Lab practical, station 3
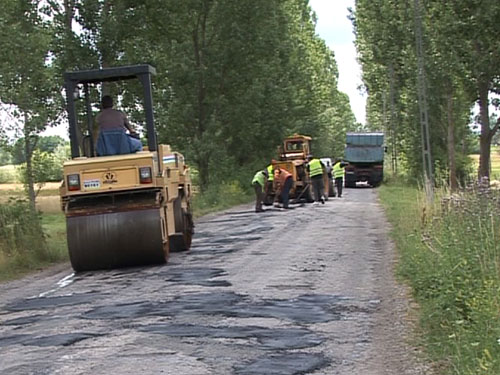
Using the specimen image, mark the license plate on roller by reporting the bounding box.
[83,179,101,189]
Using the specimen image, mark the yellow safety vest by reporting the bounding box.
[308,159,323,177]
[333,162,344,178]
[267,164,274,181]
[252,171,266,187]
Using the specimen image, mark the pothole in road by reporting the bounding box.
[0,332,101,347]
[233,353,330,375]
[161,267,231,287]
[82,293,364,325]
[138,323,323,350]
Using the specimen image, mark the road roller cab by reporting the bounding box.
[60,65,194,272]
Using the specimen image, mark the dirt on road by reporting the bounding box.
[0,187,430,375]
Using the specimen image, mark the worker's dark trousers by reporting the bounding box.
[281,177,293,208]
[253,183,264,211]
[311,175,324,202]
[335,177,343,197]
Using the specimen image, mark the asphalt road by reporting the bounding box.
[0,187,428,375]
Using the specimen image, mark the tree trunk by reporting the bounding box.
[446,91,457,191]
[198,156,210,192]
[24,115,36,212]
[478,78,491,181]
[192,3,210,191]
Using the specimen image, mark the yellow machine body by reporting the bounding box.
[60,145,193,271]
[269,134,330,200]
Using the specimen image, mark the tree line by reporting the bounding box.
[0,0,358,200]
[353,0,500,189]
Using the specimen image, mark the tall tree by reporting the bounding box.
[0,0,59,210]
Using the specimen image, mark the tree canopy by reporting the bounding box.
[0,0,356,191]
[353,0,500,186]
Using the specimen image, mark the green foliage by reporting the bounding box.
[0,165,19,184]
[191,180,253,218]
[0,199,48,262]
[10,136,66,165]
[0,208,67,281]
[17,144,68,196]
[353,0,497,185]
[379,183,500,374]
[0,147,12,166]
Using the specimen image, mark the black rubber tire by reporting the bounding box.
[169,196,194,252]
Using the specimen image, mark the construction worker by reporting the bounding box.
[252,169,268,213]
[333,158,348,198]
[307,155,326,205]
[273,167,293,209]
[96,95,142,155]
[263,160,276,205]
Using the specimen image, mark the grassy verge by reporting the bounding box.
[0,208,68,282]
[192,181,253,218]
[379,183,500,374]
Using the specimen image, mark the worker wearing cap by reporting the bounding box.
[273,167,293,209]
[252,169,268,213]
[307,155,326,205]
[333,158,348,198]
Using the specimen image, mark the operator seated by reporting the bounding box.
[95,95,143,156]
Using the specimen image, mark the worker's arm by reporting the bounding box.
[123,113,136,134]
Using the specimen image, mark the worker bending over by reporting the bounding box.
[273,167,293,209]
[252,169,268,213]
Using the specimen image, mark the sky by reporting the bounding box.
[309,0,366,125]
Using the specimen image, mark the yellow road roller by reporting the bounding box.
[60,65,193,272]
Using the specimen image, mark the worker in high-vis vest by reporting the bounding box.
[307,155,326,205]
[332,158,348,198]
[263,159,277,206]
[252,169,268,212]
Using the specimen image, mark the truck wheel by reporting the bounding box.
[345,178,356,188]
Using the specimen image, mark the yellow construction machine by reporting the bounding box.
[60,65,193,272]
[266,134,331,203]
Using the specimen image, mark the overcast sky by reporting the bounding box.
[309,0,365,125]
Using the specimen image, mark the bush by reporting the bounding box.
[18,145,69,188]
[192,180,253,217]
[0,165,19,183]
[0,199,49,264]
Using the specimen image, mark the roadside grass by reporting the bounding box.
[192,181,253,218]
[379,182,500,374]
[0,201,67,282]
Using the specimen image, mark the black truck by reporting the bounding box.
[344,132,384,188]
